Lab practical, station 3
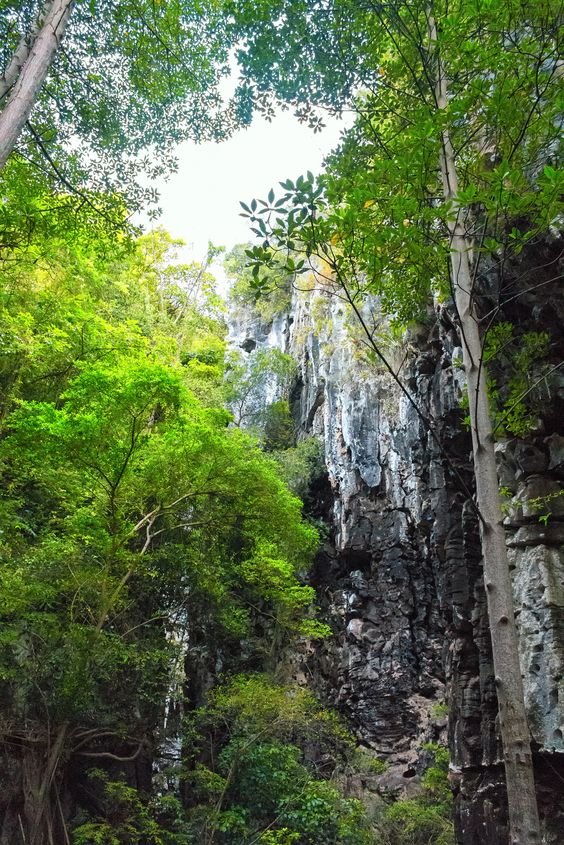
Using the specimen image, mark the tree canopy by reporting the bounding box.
[0,0,248,217]
[0,211,329,842]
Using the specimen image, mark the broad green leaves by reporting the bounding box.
[235,0,562,327]
[0,0,237,216]
[182,674,372,845]
[0,216,320,741]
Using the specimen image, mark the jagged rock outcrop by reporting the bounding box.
[228,239,564,844]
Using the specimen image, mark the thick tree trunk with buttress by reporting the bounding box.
[0,0,75,171]
[429,14,541,844]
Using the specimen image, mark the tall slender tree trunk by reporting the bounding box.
[0,0,75,171]
[0,2,54,102]
[429,14,541,845]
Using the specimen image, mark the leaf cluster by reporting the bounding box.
[0,207,320,786]
[1,0,242,215]
[235,0,563,333]
[483,322,553,436]
[182,673,372,845]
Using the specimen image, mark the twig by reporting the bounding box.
[492,361,563,435]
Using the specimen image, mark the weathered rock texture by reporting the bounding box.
[228,239,564,844]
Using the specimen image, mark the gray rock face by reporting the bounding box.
[227,242,564,843]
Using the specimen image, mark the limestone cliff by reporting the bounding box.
[227,240,564,844]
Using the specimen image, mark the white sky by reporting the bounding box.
[155,110,348,262]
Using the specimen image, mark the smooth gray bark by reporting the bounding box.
[0,0,75,170]
[0,2,54,102]
[430,14,541,844]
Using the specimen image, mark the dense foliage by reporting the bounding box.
[240,0,562,325]
[178,674,374,845]
[0,0,244,217]
[2,0,561,841]
[0,208,333,842]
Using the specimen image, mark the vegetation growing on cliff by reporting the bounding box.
[0,0,241,212]
[374,745,453,845]
[226,244,293,324]
[236,1,562,839]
